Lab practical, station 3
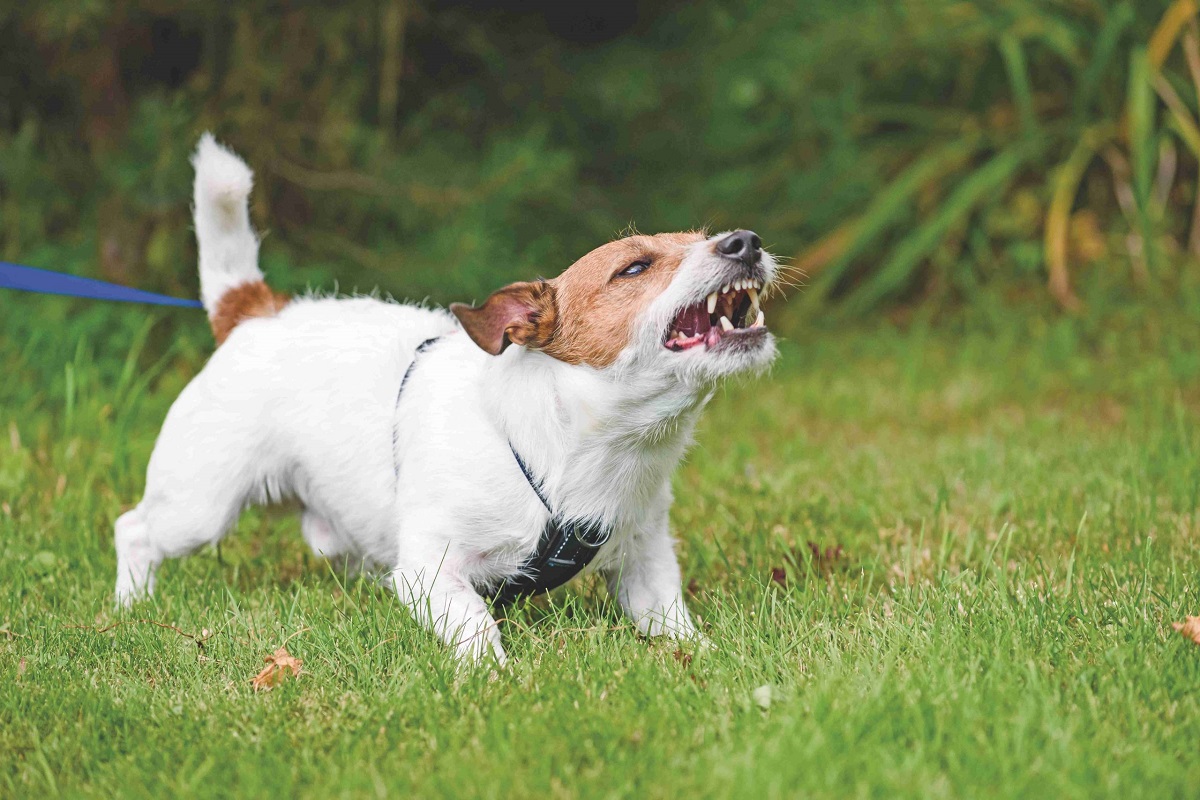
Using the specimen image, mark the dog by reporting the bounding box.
[113,134,778,664]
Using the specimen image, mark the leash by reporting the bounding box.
[395,336,612,605]
[0,261,204,308]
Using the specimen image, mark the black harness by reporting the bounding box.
[395,336,612,606]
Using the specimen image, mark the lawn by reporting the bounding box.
[2,284,1200,798]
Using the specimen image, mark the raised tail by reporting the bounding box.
[191,133,287,344]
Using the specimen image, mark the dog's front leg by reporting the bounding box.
[390,560,505,666]
[605,503,699,640]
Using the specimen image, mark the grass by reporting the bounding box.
[3,281,1200,798]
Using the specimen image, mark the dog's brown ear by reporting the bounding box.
[450,281,558,356]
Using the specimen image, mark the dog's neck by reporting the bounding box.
[481,347,710,526]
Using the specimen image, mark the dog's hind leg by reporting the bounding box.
[114,481,245,607]
[114,392,259,607]
[301,510,350,559]
[114,506,159,604]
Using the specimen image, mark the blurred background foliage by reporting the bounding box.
[2,0,1200,314]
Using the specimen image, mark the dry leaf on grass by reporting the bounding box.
[251,647,302,691]
[771,542,848,588]
[672,648,693,668]
[1172,616,1200,646]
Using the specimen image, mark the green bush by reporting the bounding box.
[1,1,1198,312]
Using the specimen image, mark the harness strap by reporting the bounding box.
[392,336,442,478]
[399,336,442,397]
[509,443,551,511]
[491,448,612,607]
[392,334,612,606]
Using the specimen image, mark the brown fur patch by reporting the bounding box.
[452,231,707,367]
[543,232,704,367]
[210,281,290,345]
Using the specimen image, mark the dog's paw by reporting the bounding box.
[453,632,508,671]
[633,607,700,641]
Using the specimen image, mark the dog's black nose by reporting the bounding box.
[716,229,762,264]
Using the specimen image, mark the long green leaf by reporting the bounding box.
[810,138,981,301]
[1128,46,1159,273]
[1000,33,1039,139]
[1155,74,1200,159]
[1073,2,1135,122]
[1045,127,1113,310]
[844,142,1039,313]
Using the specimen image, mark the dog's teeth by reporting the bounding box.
[746,287,758,307]
[707,292,717,314]
[719,315,734,332]
[752,310,765,329]
[721,284,730,295]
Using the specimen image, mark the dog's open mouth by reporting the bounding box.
[664,279,766,351]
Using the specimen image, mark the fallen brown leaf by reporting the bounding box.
[770,566,787,588]
[251,646,303,691]
[673,648,693,668]
[1172,616,1200,646]
[803,541,845,575]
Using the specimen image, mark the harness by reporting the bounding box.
[395,336,612,606]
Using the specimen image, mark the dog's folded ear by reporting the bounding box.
[450,281,558,356]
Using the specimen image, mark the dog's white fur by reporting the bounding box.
[114,135,777,664]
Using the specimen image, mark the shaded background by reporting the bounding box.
[4,0,1198,317]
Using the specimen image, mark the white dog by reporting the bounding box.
[114,134,777,664]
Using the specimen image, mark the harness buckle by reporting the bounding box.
[570,519,612,549]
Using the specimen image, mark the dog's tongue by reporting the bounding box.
[675,302,711,337]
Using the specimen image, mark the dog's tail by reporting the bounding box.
[191,133,288,345]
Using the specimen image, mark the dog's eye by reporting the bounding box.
[616,260,651,278]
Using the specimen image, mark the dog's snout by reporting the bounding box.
[715,230,762,264]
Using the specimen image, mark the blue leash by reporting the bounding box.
[0,261,203,308]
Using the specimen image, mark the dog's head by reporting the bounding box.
[451,230,777,380]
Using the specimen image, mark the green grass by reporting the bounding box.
[3,284,1200,798]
